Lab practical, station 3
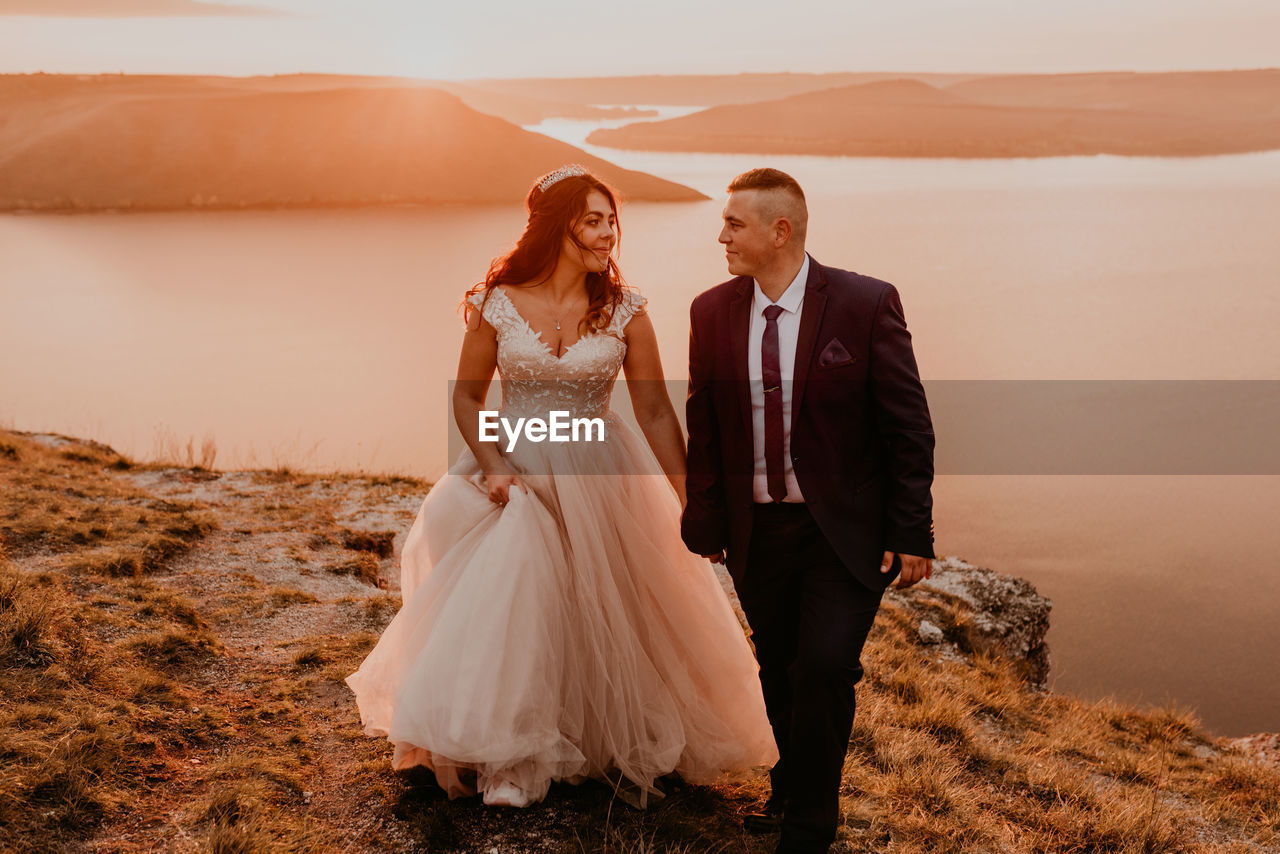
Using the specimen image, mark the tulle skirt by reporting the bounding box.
[344,412,778,805]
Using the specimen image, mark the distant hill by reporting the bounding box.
[0,73,650,125]
[0,75,703,212]
[945,70,1280,119]
[466,71,985,107]
[586,70,1280,158]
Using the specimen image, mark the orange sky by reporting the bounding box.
[1,0,1278,78]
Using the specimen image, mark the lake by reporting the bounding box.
[2,109,1278,735]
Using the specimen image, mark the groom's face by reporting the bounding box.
[719,190,774,278]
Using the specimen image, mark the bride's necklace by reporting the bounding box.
[541,293,584,332]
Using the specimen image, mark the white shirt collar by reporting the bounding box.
[753,253,810,315]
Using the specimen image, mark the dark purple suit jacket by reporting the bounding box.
[681,256,935,591]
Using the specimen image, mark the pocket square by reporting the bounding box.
[818,338,854,367]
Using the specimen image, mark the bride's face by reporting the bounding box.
[561,190,617,274]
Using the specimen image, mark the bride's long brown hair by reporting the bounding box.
[464,168,629,334]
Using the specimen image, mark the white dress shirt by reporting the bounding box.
[749,253,809,503]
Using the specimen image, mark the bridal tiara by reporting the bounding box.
[537,164,588,192]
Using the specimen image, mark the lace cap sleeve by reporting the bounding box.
[465,287,527,338]
[466,288,517,333]
[609,289,648,338]
[464,290,487,328]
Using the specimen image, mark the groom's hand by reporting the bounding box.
[702,551,726,565]
[883,551,932,589]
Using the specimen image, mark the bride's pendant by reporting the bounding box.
[555,320,561,331]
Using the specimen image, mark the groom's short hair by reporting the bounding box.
[728,168,806,202]
[727,168,808,243]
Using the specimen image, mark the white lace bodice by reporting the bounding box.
[466,287,648,420]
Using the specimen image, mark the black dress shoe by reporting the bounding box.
[742,794,785,833]
[773,827,833,854]
[772,844,829,854]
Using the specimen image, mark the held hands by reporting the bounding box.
[883,551,932,590]
[483,467,528,507]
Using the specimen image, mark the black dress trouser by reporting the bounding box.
[737,501,885,852]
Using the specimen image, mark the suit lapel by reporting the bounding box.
[790,257,827,431]
[728,277,753,431]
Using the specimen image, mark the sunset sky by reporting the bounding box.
[1,0,1277,79]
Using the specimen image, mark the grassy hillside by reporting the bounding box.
[1,429,1276,852]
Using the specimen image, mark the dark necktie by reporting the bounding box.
[761,304,787,502]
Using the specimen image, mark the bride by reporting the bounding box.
[344,165,777,809]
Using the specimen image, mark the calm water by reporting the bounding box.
[3,113,1279,735]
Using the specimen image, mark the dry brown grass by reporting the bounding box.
[0,431,216,577]
[152,428,219,471]
[0,431,225,852]
[324,552,382,586]
[270,587,319,609]
[2,427,1277,853]
[338,528,396,558]
[831,598,1280,853]
[1,553,198,851]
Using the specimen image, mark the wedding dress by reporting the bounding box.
[344,286,778,806]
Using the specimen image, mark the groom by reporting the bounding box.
[681,169,935,854]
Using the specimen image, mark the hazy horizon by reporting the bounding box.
[1,0,1278,79]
